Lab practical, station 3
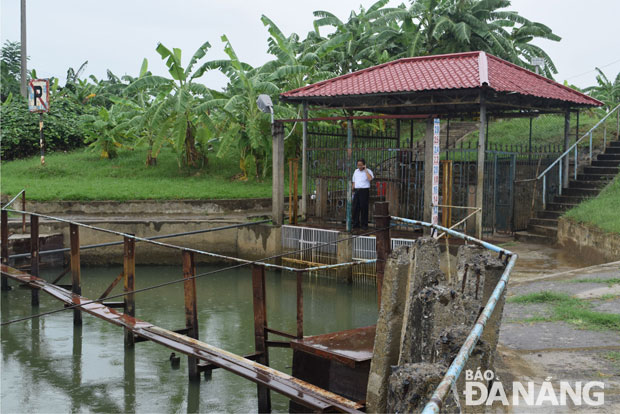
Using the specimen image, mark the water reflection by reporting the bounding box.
[1,265,378,413]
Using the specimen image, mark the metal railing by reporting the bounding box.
[538,104,620,209]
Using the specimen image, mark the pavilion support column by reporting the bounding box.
[476,95,487,239]
[301,102,308,220]
[272,121,284,226]
[346,119,353,232]
[563,110,571,188]
[423,117,434,235]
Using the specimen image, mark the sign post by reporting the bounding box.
[432,118,440,234]
[28,79,50,165]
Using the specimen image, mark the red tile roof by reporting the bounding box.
[281,51,601,107]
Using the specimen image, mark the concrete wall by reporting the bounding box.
[22,199,272,216]
[558,218,620,263]
[8,219,280,265]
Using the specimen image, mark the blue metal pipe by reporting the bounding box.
[389,216,514,257]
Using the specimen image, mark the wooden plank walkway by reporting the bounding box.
[1,264,363,413]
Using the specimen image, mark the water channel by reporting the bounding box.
[1,265,378,413]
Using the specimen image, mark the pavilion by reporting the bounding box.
[272,51,602,235]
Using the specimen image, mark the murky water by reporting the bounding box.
[1,265,378,413]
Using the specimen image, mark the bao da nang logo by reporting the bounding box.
[463,369,605,407]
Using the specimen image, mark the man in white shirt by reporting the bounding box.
[352,158,374,230]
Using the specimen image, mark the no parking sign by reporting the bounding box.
[28,79,50,113]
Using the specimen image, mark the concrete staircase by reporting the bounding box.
[516,138,620,244]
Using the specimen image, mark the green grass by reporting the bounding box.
[564,174,620,234]
[604,351,620,369]
[570,278,620,287]
[461,111,619,148]
[508,291,620,332]
[1,148,289,201]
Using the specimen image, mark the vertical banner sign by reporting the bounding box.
[432,118,440,231]
[28,79,50,165]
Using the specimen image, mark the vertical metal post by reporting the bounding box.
[20,0,27,98]
[476,94,487,239]
[542,176,547,210]
[39,113,45,165]
[293,159,299,225]
[251,264,271,413]
[446,117,451,149]
[563,110,570,189]
[296,271,304,339]
[374,202,391,309]
[123,236,135,348]
[616,106,620,140]
[559,164,563,195]
[30,214,39,306]
[70,224,82,325]
[301,102,308,220]
[1,210,10,291]
[21,191,26,233]
[574,146,578,180]
[288,159,293,224]
[346,119,353,232]
[528,117,533,164]
[182,250,200,382]
[272,121,285,226]
[589,131,593,160]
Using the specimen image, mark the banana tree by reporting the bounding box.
[197,35,295,180]
[125,41,214,167]
[80,104,134,159]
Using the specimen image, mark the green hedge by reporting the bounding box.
[0,96,94,160]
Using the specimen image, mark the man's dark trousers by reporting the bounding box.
[352,188,369,228]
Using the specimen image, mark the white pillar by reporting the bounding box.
[476,96,487,239]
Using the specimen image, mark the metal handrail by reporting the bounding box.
[2,189,25,210]
[534,104,619,208]
[537,104,620,180]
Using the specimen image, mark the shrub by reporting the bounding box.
[0,96,95,160]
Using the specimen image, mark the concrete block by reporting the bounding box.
[366,246,413,414]
[387,363,458,413]
[399,285,466,365]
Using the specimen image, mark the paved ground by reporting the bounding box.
[492,253,620,413]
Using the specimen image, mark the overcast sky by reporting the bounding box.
[1,0,619,91]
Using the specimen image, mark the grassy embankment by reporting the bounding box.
[508,291,620,332]
[461,111,618,147]
[474,112,620,234]
[0,148,296,201]
[564,174,620,234]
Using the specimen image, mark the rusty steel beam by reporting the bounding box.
[374,202,391,308]
[1,209,9,291]
[30,214,40,307]
[51,266,71,285]
[0,264,363,413]
[123,236,135,348]
[182,250,200,382]
[98,272,123,301]
[296,271,304,339]
[70,224,82,325]
[252,264,271,413]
